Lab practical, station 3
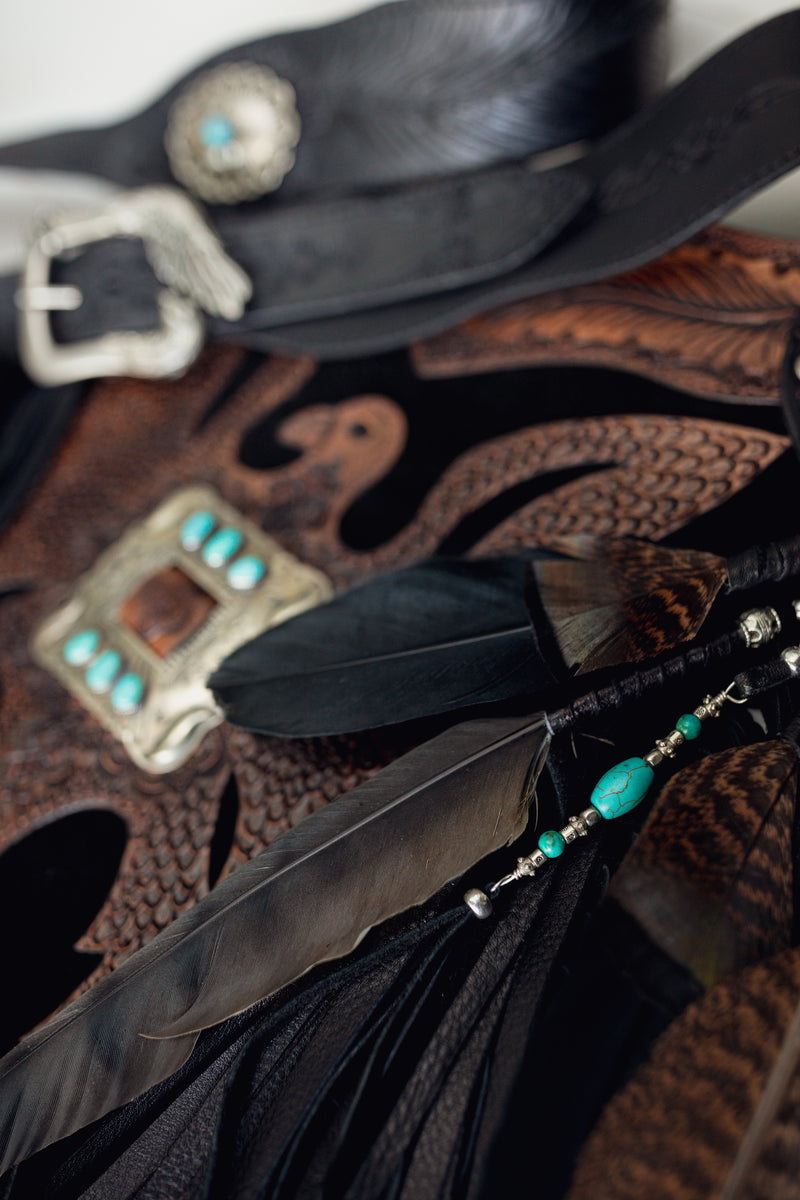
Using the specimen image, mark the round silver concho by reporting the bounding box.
[165,62,301,204]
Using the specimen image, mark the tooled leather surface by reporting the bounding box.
[0,351,410,1014]
[0,232,791,1030]
[413,226,800,403]
[272,407,785,570]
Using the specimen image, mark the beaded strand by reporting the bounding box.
[464,686,744,919]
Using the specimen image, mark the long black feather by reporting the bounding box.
[1,844,604,1200]
[210,558,553,736]
[0,712,550,1172]
[0,0,666,192]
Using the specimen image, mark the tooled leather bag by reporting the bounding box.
[5,6,800,1198]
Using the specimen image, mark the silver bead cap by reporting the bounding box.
[464,888,493,919]
[738,606,782,649]
[782,645,800,674]
[166,62,302,204]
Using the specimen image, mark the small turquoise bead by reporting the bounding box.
[63,629,100,666]
[85,649,122,694]
[199,114,235,148]
[180,510,216,551]
[110,672,145,715]
[538,830,566,859]
[676,713,702,740]
[590,757,654,820]
[202,527,242,568]
[227,555,266,591]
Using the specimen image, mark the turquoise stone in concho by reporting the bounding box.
[590,757,654,820]
[199,114,235,148]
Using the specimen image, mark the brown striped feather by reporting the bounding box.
[531,537,728,674]
[611,741,797,988]
[566,947,800,1200]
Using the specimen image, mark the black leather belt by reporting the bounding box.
[2,5,799,371]
[260,8,800,357]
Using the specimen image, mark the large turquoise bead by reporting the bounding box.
[202,527,242,568]
[590,757,654,820]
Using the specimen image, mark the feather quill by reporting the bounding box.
[0,712,550,1172]
[610,740,797,987]
[210,557,552,736]
[530,536,728,675]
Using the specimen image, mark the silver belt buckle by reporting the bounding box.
[15,185,252,387]
[31,484,333,773]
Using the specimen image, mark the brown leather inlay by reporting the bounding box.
[119,567,217,659]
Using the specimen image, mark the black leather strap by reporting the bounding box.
[0,164,590,353]
[266,8,800,356]
[726,535,800,593]
[731,656,800,702]
[2,8,800,363]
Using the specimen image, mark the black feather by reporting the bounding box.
[2,840,606,1200]
[210,557,556,736]
[0,712,550,1172]
[0,0,666,192]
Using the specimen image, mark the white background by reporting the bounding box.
[0,0,789,140]
[0,0,797,264]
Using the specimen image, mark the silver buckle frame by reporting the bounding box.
[16,186,252,387]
